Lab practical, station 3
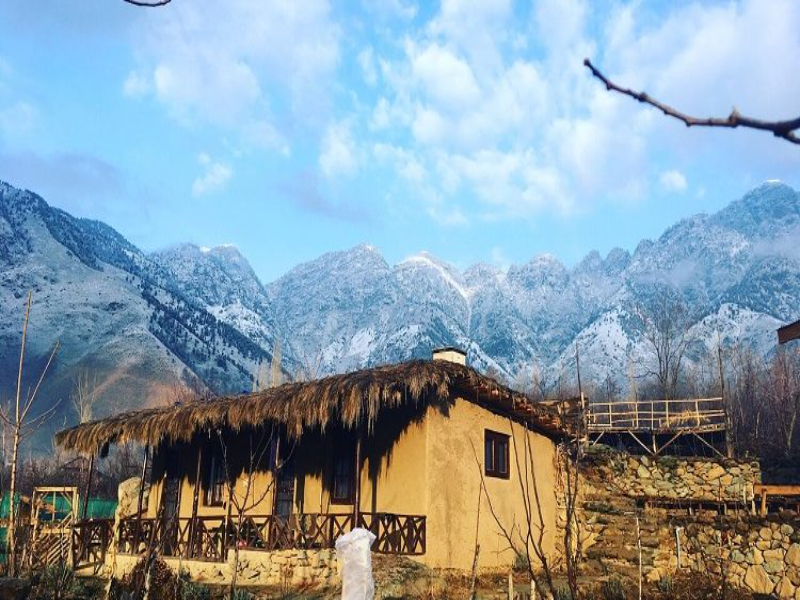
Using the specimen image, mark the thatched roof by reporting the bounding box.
[55,360,568,455]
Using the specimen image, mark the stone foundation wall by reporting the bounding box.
[109,549,340,589]
[579,448,800,598]
[679,515,800,598]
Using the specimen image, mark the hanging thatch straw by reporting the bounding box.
[55,360,566,455]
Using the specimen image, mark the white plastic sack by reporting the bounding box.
[335,527,377,600]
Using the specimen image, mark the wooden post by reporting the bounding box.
[188,445,202,559]
[82,454,95,520]
[636,513,642,600]
[353,427,363,527]
[579,392,586,443]
[530,578,536,600]
[508,570,513,600]
[271,434,283,523]
[135,445,150,551]
[718,343,734,458]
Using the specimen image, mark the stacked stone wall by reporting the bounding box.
[112,548,340,588]
[579,448,800,598]
[583,449,759,502]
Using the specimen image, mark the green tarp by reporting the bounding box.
[0,494,117,520]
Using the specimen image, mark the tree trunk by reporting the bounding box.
[6,427,20,575]
[7,292,31,576]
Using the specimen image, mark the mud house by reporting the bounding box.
[55,350,567,577]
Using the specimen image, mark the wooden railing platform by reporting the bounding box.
[587,397,726,433]
[117,512,426,562]
[585,397,729,456]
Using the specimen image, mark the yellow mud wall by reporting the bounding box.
[148,410,428,522]
[294,410,428,517]
[423,398,558,570]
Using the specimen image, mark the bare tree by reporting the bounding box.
[764,349,800,457]
[470,426,555,594]
[1,292,60,575]
[471,420,582,598]
[726,344,800,459]
[217,426,286,599]
[269,339,282,388]
[584,59,800,145]
[293,350,324,383]
[635,291,692,401]
[71,370,99,424]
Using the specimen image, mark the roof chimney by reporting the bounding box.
[432,347,467,366]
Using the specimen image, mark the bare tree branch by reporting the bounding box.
[122,0,171,6]
[584,58,800,145]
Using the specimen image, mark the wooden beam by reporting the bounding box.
[189,444,202,558]
[353,427,363,526]
[82,454,95,520]
[778,320,800,344]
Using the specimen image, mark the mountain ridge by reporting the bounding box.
[1,179,798,446]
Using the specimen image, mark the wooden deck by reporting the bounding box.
[586,397,728,456]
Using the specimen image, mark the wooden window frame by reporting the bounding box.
[484,430,510,479]
[330,444,355,505]
[204,453,226,507]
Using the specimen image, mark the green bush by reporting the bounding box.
[30,562,96,600]
[553,585,573,600]
[511,550,531,573]
[110,558,213,600]
[655,575,674,594]
[601,577,628,600]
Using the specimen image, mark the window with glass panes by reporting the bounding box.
[484,430,510,479]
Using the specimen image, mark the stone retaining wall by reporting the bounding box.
[583,449,759,502]
[579,448,800,598]
[679,515,800,598]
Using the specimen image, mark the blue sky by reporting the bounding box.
[1,0,799,282]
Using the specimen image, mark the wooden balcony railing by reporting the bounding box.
[72,519,114,571]
[117,512,426,562]
[587,397,726,433]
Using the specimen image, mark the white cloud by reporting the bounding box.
[660,169,688,193]
[408,43,481,111]
[362,0,800,227]
[373,143,426,184]
[126,0,339,152]
[319,120,358,178]
[192,153,232,197]
[429,0,512,76]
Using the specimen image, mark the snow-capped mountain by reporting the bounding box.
[0,182,278,448]
[1,179,798,446]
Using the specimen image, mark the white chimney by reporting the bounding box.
[432,347,467,366]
